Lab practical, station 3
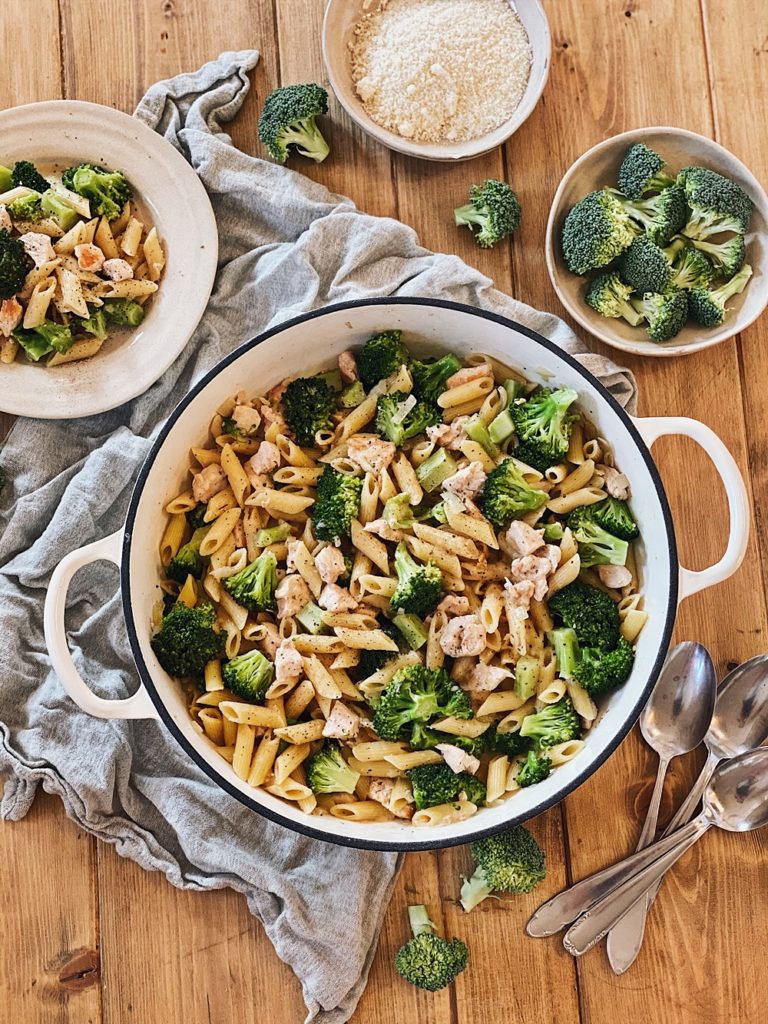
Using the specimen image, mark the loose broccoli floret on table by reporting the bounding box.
[516,749,552,788]
[687,263,753,328]
[689,234,744,279]
[390,542,443,617]
[678,165,753,238]
[375,391,440,447]
[561,189,640,274]
[372,664,470,740]
[311,465,362,542]
[617,143,676,199]
[150,602,224,677]
[511,387,579,472]
[223,549,278,612]
[307,741,360,795]
[357,330,410,390]
[0,229,28,299]
[585,271,644,325]
[590,496,639,541]
[630,288,689,342]
[222,648,274,701]
[395,906,469,991]
[11,160,49,193]
[549,581,621,650]
[281,375,337,447]
[258,83,330,164]
[520,695,581,749]
[454,178,521,248]
[166,526,209,584]
[460,825,546,911]
[481,458,548,529]
[409,762,485,810]
[569,504,629,568]
[619,236,671,295]
[62,163,132,219]
[574,637,635,697]
[410,353,461,403]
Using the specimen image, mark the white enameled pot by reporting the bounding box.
[44,300,750,851]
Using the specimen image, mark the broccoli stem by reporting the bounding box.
[459,866,493,913]
[415,448,457,493]
[464,416,499,458]
[549,627,580,679]
[488,408,515,445]
[296,601,328,634]
[392,612,428,650]
[408,905,436,938]
[514,655,540,700]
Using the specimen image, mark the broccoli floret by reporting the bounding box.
[568,505,629,568]
[13,320,74,361]
[103,299,145,327]
[40,190,78,231]
[357,330,410,390]
[383,492,415,531]
[222,648,274,701]
[516,749,552,788]
[511,387,579,472]
[548,581,620,649]
[373,664,470,740]
[590,496,639,540]
[630,289,689,343]
[0,229,28,299]
[490,726,532,758]
[166,526,209,584]
[618,236,671,294]
[390,542,443,617]
[615,185,688,246]
[61,163,132,220]
[678,165,753,238]
[409,763,485,810]
[223,549,278,613]
[311,466,362,542]
[258,83,330,164]
[356,617,407,678]
[454,179,521,248]
[410,353,462,403]
[375,391,440,447]
[255,523,292,547]
[186,504,208,529]
[548,627,581,680]
[307,741,360,794]
[481,457,548,529]
[561,189,639,275]
[585,271,644,326]
[150,602,224,677]
[339,380,366,408]
[520,695,581,749]
[690,234,745,280]
[282,375,337,447]
[460,825,546,911]
[11,161,49,193]
[7,193,44,222]
[395,906,468,992]
[574,636,635,697]
[687,263,753,328]
[78,310,108,341]
[617,143,675,199]
[666,244,713,290]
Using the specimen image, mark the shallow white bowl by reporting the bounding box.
[0,100,218,418]
[322,0,551,162]
[546,127,768,358]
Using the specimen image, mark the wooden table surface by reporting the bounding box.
[1,2,766,1022]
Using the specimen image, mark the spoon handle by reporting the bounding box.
[564,816,710,956]
[637,755,670,849]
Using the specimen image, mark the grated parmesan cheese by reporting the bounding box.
[350,0,532,144]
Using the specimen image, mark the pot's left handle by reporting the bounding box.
[633,416,750,602]
[44,529,159,720]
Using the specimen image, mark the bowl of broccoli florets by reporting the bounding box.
[545,127,768,356]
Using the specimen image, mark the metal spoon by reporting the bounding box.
[607,653,768,973]
[525,642,716,939]
[563,746,768,955]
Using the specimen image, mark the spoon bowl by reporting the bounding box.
[640,642,717,760]
[704,746,768,832]
[707,654,768,759]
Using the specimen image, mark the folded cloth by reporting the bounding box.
[0,51,636,1024]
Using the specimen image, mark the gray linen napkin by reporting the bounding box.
[0,51,636,1023]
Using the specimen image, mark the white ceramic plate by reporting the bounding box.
[0,100,218,417]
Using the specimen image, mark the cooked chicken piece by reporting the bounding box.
[603,465,631,500]
[505,520,546,557]
[275,641,304,683]
[466,663,511,693]
[314,545,347,585]
[509,545,561,602]
[18,232,55,268]
[102,257,134,281]
[258,622,281,660]
[338,350,358,383]
[322,701,360,740]
[426,416,469,450]
[503,579,536,621]
[347,434,396,475]
[259,402,287,433]
[248,440,280,476]
[266,378,290,404]
[445,363,492,389]
[437,743,481,776]
[439,614,486,657]
[319,583,358,613]
[231,404,262,436]
[364,518,403,542]
[74,243,105,272]
[285,540,303,572]
[275,574,312,618]
[597,564,633,590]
[443,461,486,502]
[245,468,268,492]
[436,594,471,617]
[0,297,23,338]
[0,205,11,232]
[368,778,414,819]
[192,463,228,503]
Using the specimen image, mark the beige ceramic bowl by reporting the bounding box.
[322,0,551,162]
[546,127,768,358]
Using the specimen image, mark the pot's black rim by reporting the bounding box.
[121,297,678,852]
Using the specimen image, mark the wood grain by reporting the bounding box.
[1,1,767,1022]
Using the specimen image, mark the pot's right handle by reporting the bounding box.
[633,416,750,602]
[43,529,159,720]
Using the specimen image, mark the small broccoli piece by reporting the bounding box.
[281,375,336,447]
[454,179,521,248]
[542,521,564,543]
[307,741,360,794]
[549,580,621,649]
[460,825,546,911]
[7,193,44,222]
[383,492,415,531]
[13,320,75,360]
[574,636,635,697]
[667,244,713,290]
[548,627,581,680]
[223,549,278,613]
[150,602,224,677]
[490,725,532,758]
[166,526,209,584]
[585,271,645,326]
[0,166,11,191]
[61,163,132,219]
[11,160,49,193]
[630,289,689,343]
[690,234,745,280]
[618,236,671,294]
[481,457,548,529]
[511,387,579,472]
[617,143,675,199]
[417,448,459,493]
[614,185,688,246]
[568,504,629,567]
[0,229,28,299]
[311,465,363,542]
[678,165,753,238]
[390,542,443,617]
[296,600,329,635]
[357,330,410,390]
[561,189,640,275]
[103,299,145,327]
[356,617,407,678]
[410,353,462,403]
[40,190,78,231]
[78,310,108,341]
[258,83,330,164]
[373,664,470,740]
[186,504,208,529]
[687,263,753,328]
[222,648,274,701]
[392,612,429,650]
[339,380,366,408]
[375,391,440,447]
[520,695,581,749]
[409,762,485,810]
[255,523,291,547]
[590,496,639,541]
[395,906,468,992]
[516,749,552,787]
